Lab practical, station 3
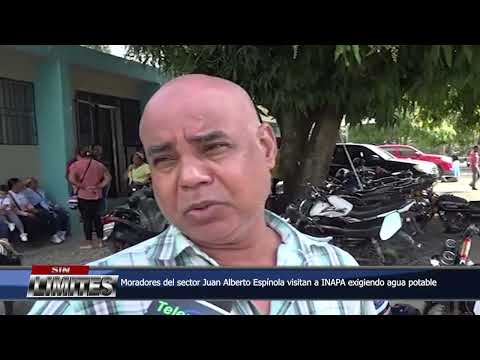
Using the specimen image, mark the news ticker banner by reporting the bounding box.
[1,265,480,301]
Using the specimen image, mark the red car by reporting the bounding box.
[378,144,454,176]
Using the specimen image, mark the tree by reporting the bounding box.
[82,45,112,54]
[126,45,480,205]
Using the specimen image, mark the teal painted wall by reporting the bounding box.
[34,58,82,234]
[2,45,168,238]
[8,45,166,84]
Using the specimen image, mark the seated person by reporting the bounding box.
[0,184,27,242]
[126,152,151,192]
[23,177,70,240]
[7,178,61,244]
[0,219,9,240]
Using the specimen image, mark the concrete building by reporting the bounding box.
[0,45,166,234]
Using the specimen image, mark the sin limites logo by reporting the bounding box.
[27,265,118,298]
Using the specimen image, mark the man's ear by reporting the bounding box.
[257,124,278,170]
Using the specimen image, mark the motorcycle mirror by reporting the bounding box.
[275,181,284,195]
[379,212,402,241]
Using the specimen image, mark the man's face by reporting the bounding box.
[12,182,24,192]
[140,88,277,245]
[93,146,103,157]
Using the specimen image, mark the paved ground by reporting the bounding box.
[2,173,480,315]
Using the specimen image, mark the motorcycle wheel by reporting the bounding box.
[441,212,468,233]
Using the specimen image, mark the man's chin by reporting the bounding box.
[181,221,239,244]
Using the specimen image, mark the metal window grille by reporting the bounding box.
[0,77,37,145]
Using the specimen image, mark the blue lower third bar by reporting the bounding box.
[0,268,480,300]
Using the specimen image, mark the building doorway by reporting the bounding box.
[74,91,141,197]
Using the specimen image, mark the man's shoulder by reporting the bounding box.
[292,227,359,266]
[301,234,358,266]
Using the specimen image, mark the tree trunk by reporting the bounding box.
[276,111,312,205]
[301,105,342,186]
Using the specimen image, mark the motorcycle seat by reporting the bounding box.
[348,201,409,219]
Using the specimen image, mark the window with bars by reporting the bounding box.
[0,77,37,145]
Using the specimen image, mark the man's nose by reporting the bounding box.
[178,157,212,189]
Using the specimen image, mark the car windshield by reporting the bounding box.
[368,145,396,160]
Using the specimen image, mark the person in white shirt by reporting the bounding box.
[7,178,61,244]
[23,177,70,241]
[0,184,27,241]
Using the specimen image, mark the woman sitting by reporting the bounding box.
[126,152,151,194]
[0,184,28,242]
[7,178,61,244]
[23,177,70,241]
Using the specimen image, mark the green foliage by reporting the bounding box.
[126,45,480,129]
[82,45,112,54]
[348,109,480,155]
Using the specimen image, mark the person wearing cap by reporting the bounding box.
[126,151,151,193]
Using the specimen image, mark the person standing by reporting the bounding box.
[452,155,461,179]
[468,146,480,190]
[29,74,376,315]
[68,146,111,249]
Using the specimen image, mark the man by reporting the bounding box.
[468,145,480,190]
[29,74,376,315]
[23,177,70,240]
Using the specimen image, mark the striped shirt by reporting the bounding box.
[29,210,377,315]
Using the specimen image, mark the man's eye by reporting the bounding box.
[153,157,175,167]
[205,143,230,153]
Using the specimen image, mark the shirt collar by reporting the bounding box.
[155,210,294,263]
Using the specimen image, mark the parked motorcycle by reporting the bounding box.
[102,187,169,252]
[285,194,405,265]
[437,194,480,233]
[423,224,479,315]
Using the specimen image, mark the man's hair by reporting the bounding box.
[7,178,21,190]
[24,177,37,187]
[474,145,479,150]
[79,145,93,158]
[131,151,146,163]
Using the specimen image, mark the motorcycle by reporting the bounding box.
[291,183,422,249]
[286,196,405,265]
[423,224,479,315]
[102,187,169,252]
[437,194,480,233]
